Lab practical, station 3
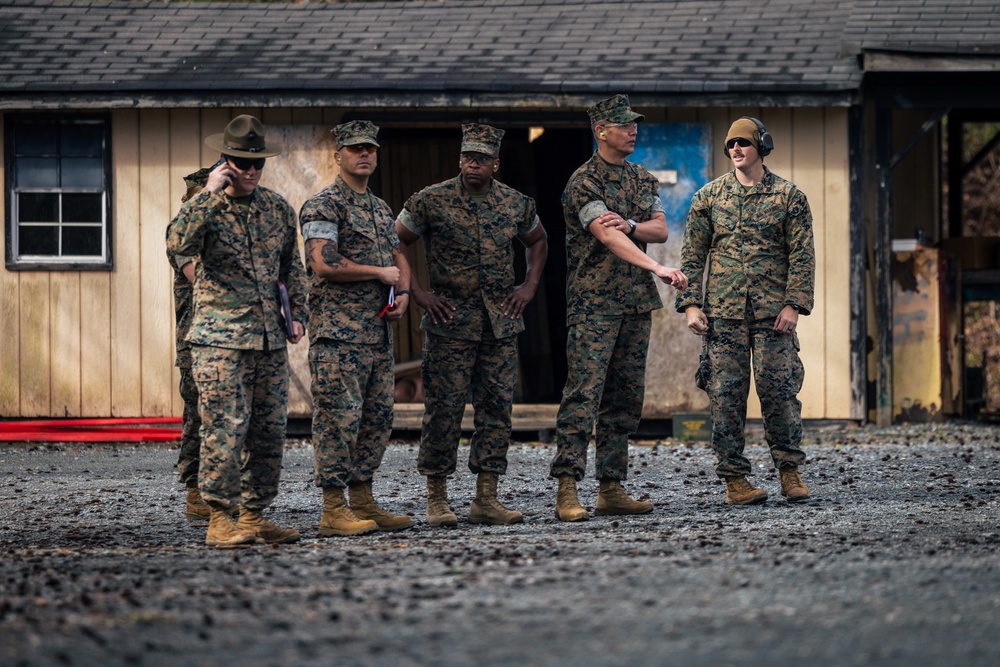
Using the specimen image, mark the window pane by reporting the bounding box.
[61,123,104,156]
[16,157,58,188]
[18,192,58,222]
[61,157,104,188]
[62,193,103,223]
[15,122,58,155]
[19,225,59,255]
[62,226,103,256]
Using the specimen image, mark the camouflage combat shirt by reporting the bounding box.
[398,175,540,341]
[675,166,815,319]
[165,185,308,351]
[299,175,398,345]
[563,152,664,327]
[164,166,210,356]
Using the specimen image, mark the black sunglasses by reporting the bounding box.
[227,156,267,171]
[726,137,753,150]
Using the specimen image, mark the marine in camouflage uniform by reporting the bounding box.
[675,117,815,505]
[300,120,413,535]
[551,94,689,522]
[396,123,548,527]
[165,167,211,521]
[166,115,308,547]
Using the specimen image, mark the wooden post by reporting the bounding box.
[848,105,867,420]
[875,107,893,426]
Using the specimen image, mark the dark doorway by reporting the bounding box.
[372,124,592,404]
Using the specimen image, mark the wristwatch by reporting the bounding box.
[626,219,637,236]
[788,304,800,311]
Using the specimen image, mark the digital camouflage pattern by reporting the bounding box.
[674,166,815,319]
[165,166,209,486]
[398,175,537,476]
[191,345,288,510]
[332,120,381,149]
[417,331,518,476]
[551,152,664,482]
[551,313,651,481]
[586,93,645,125]
[460,123,504,155]
[299,175,397,344]
[702,315,806,477]
[562,153,664,327]
[166,183,306,511]
[397,175,539,340]
[310,341,393,488]
[676,166,815,477]
[299,174,397,489]
[165,186,307,350]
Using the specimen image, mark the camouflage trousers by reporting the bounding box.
[175,349,201,486]
[418,331,518,477]
[551,312,650,481]
[702,316,806,477]
[310,338,393,489]
[191,344,289,511]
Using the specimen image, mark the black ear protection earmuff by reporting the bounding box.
[723,116,774,158]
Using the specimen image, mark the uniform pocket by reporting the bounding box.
[695,343,710,391]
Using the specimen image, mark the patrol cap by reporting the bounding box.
[725,118,761,152]
[587,94,645,126]
[461,123,504,156]
[332,120,381,150]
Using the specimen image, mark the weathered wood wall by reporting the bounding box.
[1,106,861,421]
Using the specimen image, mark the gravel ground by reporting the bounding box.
[2,421,1000,667]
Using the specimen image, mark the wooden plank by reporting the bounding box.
[80,272,111,416]
[848,105,867,420]
[168,109,202,416]
[875,107,894,426]
[823,107,853,419]
[19,272,50,416]
[393,402,560,433]
[139,109,174,416]
[200,109,233,165]
[790,107,827,419]
[49,272,81,416]
[0,120,19,415]
[110,110,142,416]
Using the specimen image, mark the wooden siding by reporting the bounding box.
[0,107,855,420]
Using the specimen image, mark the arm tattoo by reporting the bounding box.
[321,242,348,270]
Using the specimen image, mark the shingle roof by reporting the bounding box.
[842,0,1000,56]
[0,0,997,106]
[0,0,858,99]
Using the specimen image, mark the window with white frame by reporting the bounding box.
[5,114,112,270]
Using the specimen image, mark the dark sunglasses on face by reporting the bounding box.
[227,156,267,171]
[726,137,753,150]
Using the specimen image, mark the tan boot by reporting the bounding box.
[468,472,524,525]
[779,466,811,501]
[205,507,258,548]
[725,476,769,505]
[237,509,301,544]
[184,485,210,522]
[349,481,414,531]
[595,479,653,516]
[555,475,589,522]
[426,476,458,527]
[319,487,378,537]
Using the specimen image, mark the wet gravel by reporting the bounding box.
[2,421,1000,667]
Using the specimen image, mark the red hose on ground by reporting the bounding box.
[0,418,182,443]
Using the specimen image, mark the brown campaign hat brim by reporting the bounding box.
[204,132,283,159]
